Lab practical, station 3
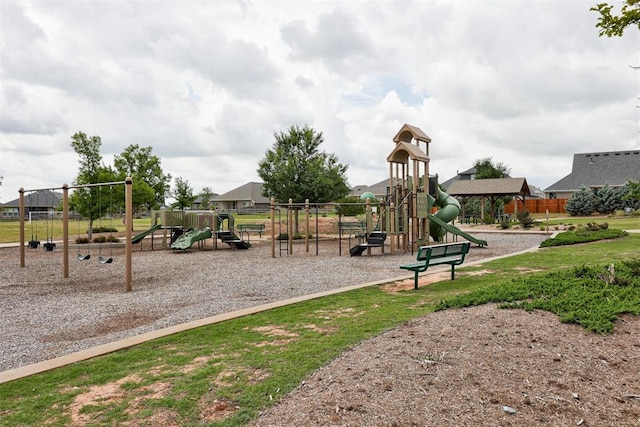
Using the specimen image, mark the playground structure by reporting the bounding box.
[135,210,252,251]
[385,124,487,252]
[19,178,134,291]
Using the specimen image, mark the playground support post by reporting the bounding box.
[270,198,275,258]
[288,198,293,255]
[305,199,310,253]
[125,177,132,292]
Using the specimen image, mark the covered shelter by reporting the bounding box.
[446,177,531,220]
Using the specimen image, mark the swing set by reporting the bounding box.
[19,178,134,292]
[75,185,114,263]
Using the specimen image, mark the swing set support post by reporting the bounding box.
[20,178,134,292]
[18,188,25,267]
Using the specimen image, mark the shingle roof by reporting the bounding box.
[446,178,531,197]
[544,150,640,192]
[213,182,271,203]
[2,190,63,208]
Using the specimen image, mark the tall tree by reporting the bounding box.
[472,157,511,220]
[171,177,196,210]
[592,0,640,37]
[199,187,215,210]
[257,125,350,232]
[69,132,116,239]
[113,144,171,211]
[473,157,511,179]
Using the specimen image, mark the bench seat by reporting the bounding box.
[400,242,471,289]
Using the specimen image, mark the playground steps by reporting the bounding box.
[216,231,251,249]
[350,232,387,256]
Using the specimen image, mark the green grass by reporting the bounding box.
[0,234,638,426]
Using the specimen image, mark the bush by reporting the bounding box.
[516,210,534,228]
[75,237,90,244]
[539,228,627,247]
[482,216,495,225]
[335,196,367,217]
[499,218,511,229]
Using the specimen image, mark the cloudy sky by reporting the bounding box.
[1,0,638,203]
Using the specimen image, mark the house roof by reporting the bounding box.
[544,150,640,193]
[2,190,63,208]
[351,179,390,197]
[446,178,531,197]
[214,182,271,203]
[440,167,477,190]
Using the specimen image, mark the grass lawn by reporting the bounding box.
[0,233,638,426]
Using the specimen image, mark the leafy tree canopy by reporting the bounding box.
[171,177,196,210]
[592,0,640,37]
[472,157,511,179]
[257,125,350,203]
[114,144,171,210]
[69,132,118,238]
[199,187,215,210]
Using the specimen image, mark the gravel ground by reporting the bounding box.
[0,231,547,373]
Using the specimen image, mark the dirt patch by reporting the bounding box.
[251,305,640,426]
[42,313,163,342]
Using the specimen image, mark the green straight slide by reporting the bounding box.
[428,214,488,247]
[170,228,212,250]
[131,224,162,244]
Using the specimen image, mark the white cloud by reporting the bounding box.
[1,0,638,203]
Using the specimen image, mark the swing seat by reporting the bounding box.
[43,242,56,251]
[28,240,40,249]
[77,253,91,261]
[99,255,113,264]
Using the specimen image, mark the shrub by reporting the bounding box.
[75,237,90,244]
[565,186,594,216]
[539,228,627,247]
[499,218,511,229]
[516,210,534,228]
[482,216,495,225]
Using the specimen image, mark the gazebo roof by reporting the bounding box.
[446,178,531,197]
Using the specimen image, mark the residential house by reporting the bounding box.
[544,150,640,199]
[213,182,271,214]
[1,190,63,219]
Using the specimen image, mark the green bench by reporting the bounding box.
[400,242,471,290]
[237,223,265,236]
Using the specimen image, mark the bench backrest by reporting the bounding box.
[417,242,471,261]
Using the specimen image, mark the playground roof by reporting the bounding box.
[544,150,640,193]
[386,141,429,163]
[446,178,531,198]
[392,123,431,143]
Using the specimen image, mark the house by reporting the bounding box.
[544,150,640,199]
[1,190,63,218]
[440,167,476,190]
[213,182,271,214]
[350,179,389,199]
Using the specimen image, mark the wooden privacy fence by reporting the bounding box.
[504,199,567,214]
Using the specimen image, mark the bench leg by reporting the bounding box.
[414,270,420,290]
[451,265,455,280]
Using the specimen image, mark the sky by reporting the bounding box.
[1,0,638,204]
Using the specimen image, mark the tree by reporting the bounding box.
[257,125,350,232]
[199,187,215,210]
[473,157,511,179]
[69,132,117,240]
[592,1,640,37]
[171,177,196,210]
[593,183,620,214]
[472,157,512,220]
[565,186,595,216]
[622,179,640,209]
[114,144,171,211]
